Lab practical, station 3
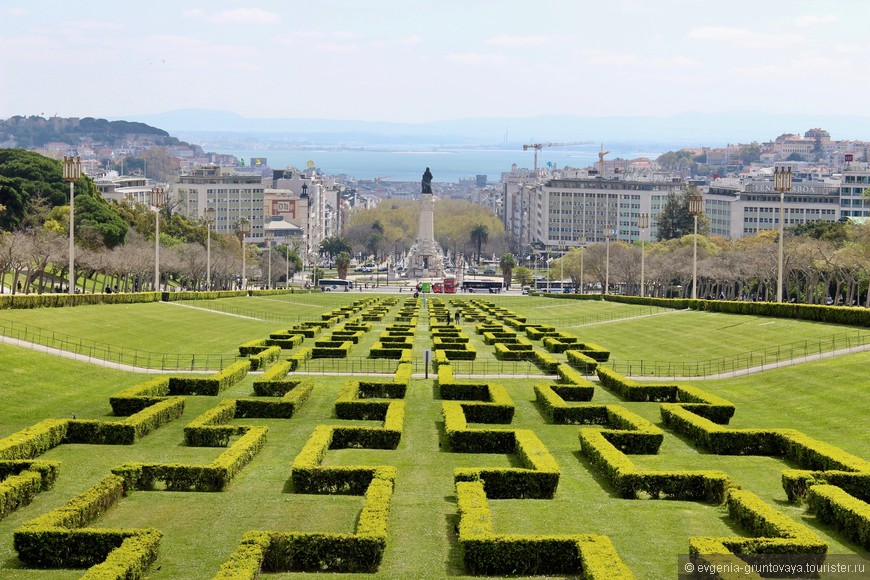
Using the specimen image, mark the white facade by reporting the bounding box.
[175,166,266,243]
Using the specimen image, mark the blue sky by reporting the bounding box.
[1,0,868,123]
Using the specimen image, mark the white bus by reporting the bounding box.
[318,279,354,291]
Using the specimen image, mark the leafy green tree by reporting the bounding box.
[656,184,708,241]
[513,266,534,287]
[0,149,69,231]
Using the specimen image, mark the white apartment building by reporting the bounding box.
[705,178,841,238]
[531,177,681,252]
[175,165,266,243]
[839,166,870,218]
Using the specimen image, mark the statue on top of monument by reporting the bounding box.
[422,167,433,194]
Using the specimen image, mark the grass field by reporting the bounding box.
[0,293,867,579]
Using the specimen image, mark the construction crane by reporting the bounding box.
[522,142,593,177]
[373,175,393,195]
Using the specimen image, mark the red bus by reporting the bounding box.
[443,277,456,293]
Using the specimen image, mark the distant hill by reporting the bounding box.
[114,109,870,148]
[0,115,183,148]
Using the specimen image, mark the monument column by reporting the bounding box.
[409,167,444,278]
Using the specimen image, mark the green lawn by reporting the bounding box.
[0,294,867,579]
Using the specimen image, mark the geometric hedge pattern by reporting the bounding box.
[0,295,867,578]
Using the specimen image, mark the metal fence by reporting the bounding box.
[294,357,549,378]
[0,317,234,371]
[607,330,870,378]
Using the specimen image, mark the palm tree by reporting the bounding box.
[470,224,489,264]
[335,251,351,279]
[319,236,351,261]
[499,253,516,289]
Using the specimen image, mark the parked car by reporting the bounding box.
[522,286,531,295]
[467,267,478,274]
[484,268,496,275]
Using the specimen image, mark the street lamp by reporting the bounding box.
[62,156,81,294]
[638,213,649,297]
[579,234,586,295]
[300,182,310,284]
[605,225,615,295]
[237,218,251,290]
[150,186,165,291]
[688,193,704,300]
[774,166,792,302]
[204,207,216,290]
[264,230,273,289]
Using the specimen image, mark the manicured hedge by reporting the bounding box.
[287,347,312,369]
[217,473,394,575]
[237,380,314,419]
[806,484,870,549]
[0,291,161,310]
[0,419,69,460]
[781,469,870,503]
[13,474,162,576]
[662,404,870,470]
[248,345,281,370]
[690,489,827,559]
[238,338,269,356]
[183,399,240,447]
[169,360,250,396]
[109,376,171,416]
[565,350,599,374]
[455,480,634,578]
[579,429,730,502]
[65,397,185,445]
[113,427,267,492]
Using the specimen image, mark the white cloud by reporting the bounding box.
[686,26,807,50]
[484,35,549,47]
[182,9,205,18]
[445,53,509,66]
[732,55,852,77]
[576,49,697,69]
[793,14,838,28]
[209,8,278,25]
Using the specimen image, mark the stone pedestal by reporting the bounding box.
[409,192,444,278]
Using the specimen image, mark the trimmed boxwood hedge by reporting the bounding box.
[169,360,250,396]
[13,474,162,575]
[456,479,634,578]
[0,419,68,460]
[806,484,870,549]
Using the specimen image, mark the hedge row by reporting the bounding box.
[493,342,533,361]
[0,291,161,310]
[312,341,352,358]
[330,330,365,344]
[369,342,406,359]
[248,346,281,370]
[0,470,43,521]
[452,428,561,499]
[530,350,560,373]
[534,384,600,424]
[661,404,870,471]
[690,488,827,558]
[394,362,412,385]
[113,426,267,492]
[565,350,599,374]
[439,382,515,424]
[13,474,162,576]
[66,397,185,445]
[0,419,68,460]
[252,361,293,391]
[579,429,731,502]
[169,359,250,396]
[184,399,240,447]
[455,480,634,579]
[237,381,313,419]
[238,338,269,356]
[287,347,312,369]
[292,425,398,495]
[482,331,519,344]
[598,368,736,423]
[216,473,394,575]
[109,376,171,416]
[806,484,870,549]
[781,469,870,503]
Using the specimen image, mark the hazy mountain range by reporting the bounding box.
[113,109,870,150]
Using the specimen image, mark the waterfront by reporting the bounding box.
[212,143,675,182]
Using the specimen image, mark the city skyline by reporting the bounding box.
[2,1,870,126]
